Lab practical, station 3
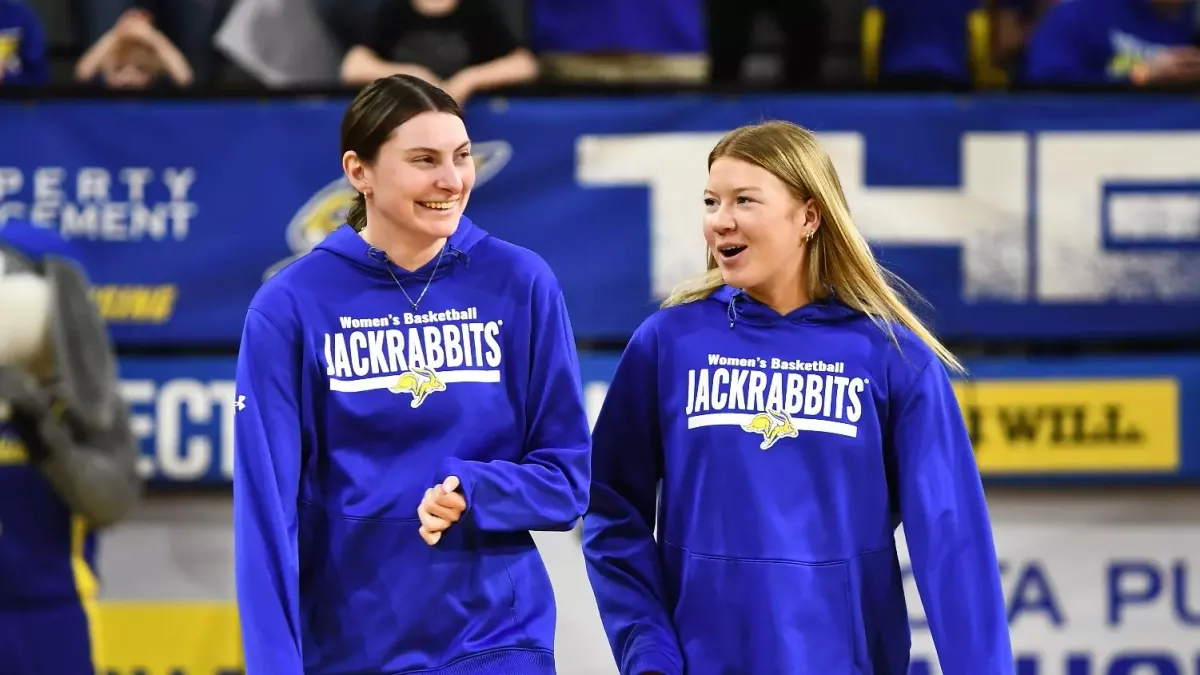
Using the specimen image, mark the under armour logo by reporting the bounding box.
[234,395,246,412]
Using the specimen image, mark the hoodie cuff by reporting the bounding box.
[438,456,475,517]
[624,649,684,675]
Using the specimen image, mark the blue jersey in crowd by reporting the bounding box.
[0,0,47,86]
[582,286,1014,674]
[233,217,592,674]
[867,0,985,83]
[529,0,704,54]
[1023,0,1196,83]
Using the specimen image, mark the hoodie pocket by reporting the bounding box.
[299,504,534,673]
[665,542,855,674]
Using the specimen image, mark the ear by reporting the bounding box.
[794,197,821,242]
[342,151,372,195]
[0,273,53,368]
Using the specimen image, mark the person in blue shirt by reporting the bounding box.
[581,121,1014,674]
[1022,0,1200,84]
[863,0,987,86]
[232,74,592,675]
[0,0,49,86]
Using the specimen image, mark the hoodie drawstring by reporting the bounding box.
[727,291,741,328]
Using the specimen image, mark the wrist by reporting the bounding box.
[1130,62,1150,86]
[454,67,478,90]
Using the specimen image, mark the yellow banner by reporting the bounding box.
[954,378,1180,474]
[97,602,243,675]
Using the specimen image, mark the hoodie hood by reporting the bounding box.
[313,215,487,282]
[710,284,864,328]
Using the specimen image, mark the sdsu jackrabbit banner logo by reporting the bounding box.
[265,141,513,280]
[321,308,503,408]
[685,353,868,449]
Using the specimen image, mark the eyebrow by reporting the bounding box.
[703,186,762,196]
[405,141,472,154]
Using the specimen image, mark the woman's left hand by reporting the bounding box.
[417,476,467,545]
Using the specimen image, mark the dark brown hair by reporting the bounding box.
[340,75,463,231]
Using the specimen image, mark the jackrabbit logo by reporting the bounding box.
[263,140,513,281]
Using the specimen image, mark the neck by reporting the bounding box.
[745,263,810,315]
[360,219,445,272]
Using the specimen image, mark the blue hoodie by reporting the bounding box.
[1022,0,1196,84]
[581,286,1013,675]
[233,217,591,675]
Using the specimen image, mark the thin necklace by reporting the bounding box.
[385,246,445,312]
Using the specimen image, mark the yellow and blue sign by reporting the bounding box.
[96,602,242,675]
[2,95,1200,346]
[119,354,1200,487]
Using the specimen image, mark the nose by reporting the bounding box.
[433,160,464,194]
[707,204,736,233]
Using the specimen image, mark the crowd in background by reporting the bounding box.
[0,0,1198,97]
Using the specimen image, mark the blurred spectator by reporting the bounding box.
[530,0,706,84]
[0,0,48,86]
[707,0,828,87]
[319,0,537,104]
[74,8,193,89]
[990,0,1056,72]
[1022,0,1200,85]
[863,0,986,86]
[73,0,227,85]
[214,0,346,88]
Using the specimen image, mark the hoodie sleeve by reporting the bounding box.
[232,307,305,674]
[892,358,1013,675]
[1021,0,1113,85]
[581,322,684,675]
[440,271,591,532]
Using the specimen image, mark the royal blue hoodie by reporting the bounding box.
[1022,0,1196,84]
[582,286,1013,675]
[233,216,591,675]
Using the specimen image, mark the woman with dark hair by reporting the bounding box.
[232,74,591,675]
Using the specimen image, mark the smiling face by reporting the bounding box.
[347,111,476,243]
[703,157,818,301]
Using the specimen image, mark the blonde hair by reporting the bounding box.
[663,120,965,374]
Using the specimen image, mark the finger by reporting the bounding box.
[418,504,451,533]
[419,525,441,546]
[424,499,461,523]
[442,475,460,493]
[433,490,467,512]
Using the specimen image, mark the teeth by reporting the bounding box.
[418,200,458,210]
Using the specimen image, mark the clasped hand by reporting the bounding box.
[418,476,467,545]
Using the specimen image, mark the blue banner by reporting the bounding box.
[2,95,1200,345]
[122,353,1200,487]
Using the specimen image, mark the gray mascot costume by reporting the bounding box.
[0,220,141,674]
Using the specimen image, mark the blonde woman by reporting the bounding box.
[581,121,1013,675]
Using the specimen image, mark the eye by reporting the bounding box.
[703,197,717,207]
[736,196,753,204]
[412,156,434,164]
[455,150,472,162]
